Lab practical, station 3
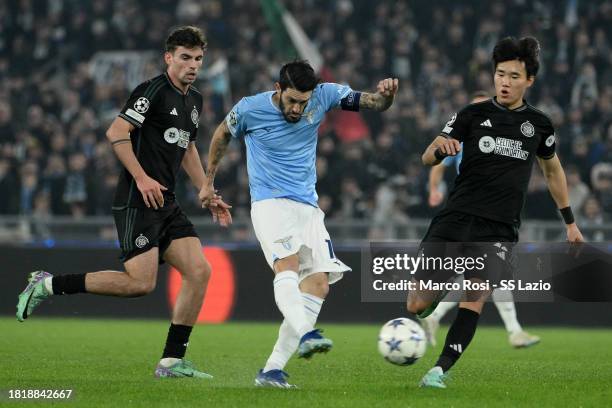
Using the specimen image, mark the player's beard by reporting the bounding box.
[279,91,301,123]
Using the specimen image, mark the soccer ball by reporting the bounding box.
[378,318,427,366]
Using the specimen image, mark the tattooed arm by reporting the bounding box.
[198,120,232,209]
[358,78,399,112]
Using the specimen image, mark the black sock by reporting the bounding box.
[52,274,87,295]
[435,307,480,372]
[162,324,193,359]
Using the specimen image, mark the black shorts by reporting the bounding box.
[113,203,198,264]
[415,210,518,285]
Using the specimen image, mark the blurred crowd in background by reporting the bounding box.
[0,0,610,238]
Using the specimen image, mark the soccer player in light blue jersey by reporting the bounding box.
[201,60,398,388]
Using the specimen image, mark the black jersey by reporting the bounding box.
[113,73,203,209]
[440,97,556,226]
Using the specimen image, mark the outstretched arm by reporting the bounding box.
[358,78,399,112]
[537,155,584,242]
[199,120,232,207]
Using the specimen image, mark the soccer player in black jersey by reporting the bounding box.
[408,37,584,388]
[16,26,231,378]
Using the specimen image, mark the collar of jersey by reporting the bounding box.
[268,91,282,113]
[164,72,189,96]
[492,97,528,112]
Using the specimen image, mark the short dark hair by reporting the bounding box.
[278,60,320,92]
[165,26,207,53]
[492,36,540,78]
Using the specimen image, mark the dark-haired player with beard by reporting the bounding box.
[201,60,398,388]
[16,26,231,378]
[408,37,584,388]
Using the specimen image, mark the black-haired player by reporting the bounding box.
[16,26,231,378]
[409,36,584,388]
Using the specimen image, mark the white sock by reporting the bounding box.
[159,357,181,367]
[263,292,324,372]
[428,300,458,322]
[491,289,522,334]
[273,271,312,338]
[44,277,54,294]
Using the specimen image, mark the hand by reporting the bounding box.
[428,189,444,207]
[436,138,462,157]
[376,78,399,99]
[136,175,167,209]
[207,195,233,227]
[198,182,216,208]
[566,223,584,243]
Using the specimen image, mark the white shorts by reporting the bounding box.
[251,198,351,284]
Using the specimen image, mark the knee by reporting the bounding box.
[302,273,330,299]
[129,279,156,297]
[188,258,212,283]
[406,297,429,314]
[310,279,329,299]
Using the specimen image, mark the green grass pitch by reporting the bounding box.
[1,318,611,407]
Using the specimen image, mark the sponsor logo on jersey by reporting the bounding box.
[478,136,529,160]
[135,234,149,249]
[478,136,496,153]
[134,97,150,114]
[164,127,190,149]
[520,121,535,137]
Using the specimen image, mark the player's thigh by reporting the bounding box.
[251,199,303,273]
[123,246,160,286]
[273,254,300,274]
[163,236,211,280]
[299,272,329,298]
[459,280,493,313]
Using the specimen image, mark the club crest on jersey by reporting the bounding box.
[191,106,199,127]
[134,97,150,114]
[135,234,149,249]
[520,121,535,137]
[274,236,293,250]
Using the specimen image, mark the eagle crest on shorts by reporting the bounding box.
[274,236,293,250]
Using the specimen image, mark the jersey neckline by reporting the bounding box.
[492,97,528,112]
[164,72,190,96]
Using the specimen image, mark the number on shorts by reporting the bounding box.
[325,239,336,259]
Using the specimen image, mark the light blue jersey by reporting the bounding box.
[442,145,463,174]
[225,82,354,207]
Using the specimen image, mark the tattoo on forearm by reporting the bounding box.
[206,125,232,180]
[111,138,131,147]
[359,92,393,112]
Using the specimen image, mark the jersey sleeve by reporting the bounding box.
[440,107,471,142]
[118,80,158,128]
[536,118,556,159]
[225,97,249,139]
[317,82,356,112]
